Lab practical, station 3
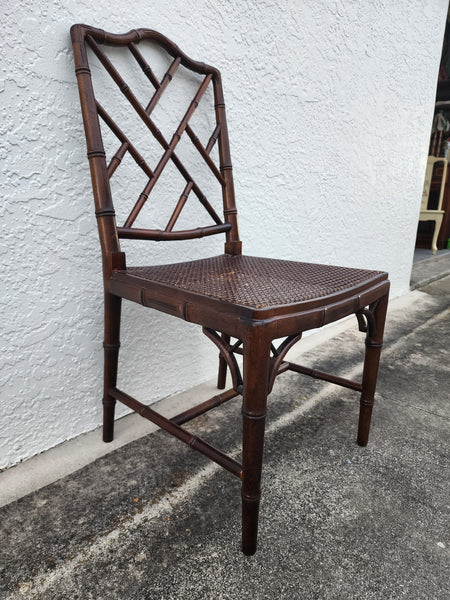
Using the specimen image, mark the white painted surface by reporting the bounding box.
[1,1,447,469]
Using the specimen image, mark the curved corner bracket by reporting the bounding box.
[356,301,378,340]
[202,328,243,393]
[268,334,303,393]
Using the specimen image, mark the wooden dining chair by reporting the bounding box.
[71,24,390,555]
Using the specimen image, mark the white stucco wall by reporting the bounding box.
[1,1,447,469]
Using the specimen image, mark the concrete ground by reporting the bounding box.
[1,271,449,599]
[411,248,450,289]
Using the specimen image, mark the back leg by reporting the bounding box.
[103,292,122,442]
[217,333,230,389]
[357,293,389,446]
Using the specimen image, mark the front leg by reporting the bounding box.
[358,292,389,446]
[241,327,272,555]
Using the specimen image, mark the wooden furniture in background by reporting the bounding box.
[71,24,390,555]
[419,157,448,253]
[417,47,450,251]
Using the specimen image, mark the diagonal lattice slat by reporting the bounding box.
[96,101,154,179]
[128,42,161,89]
[104,54,180,179]
[143,56,181,115]
[127,42,225,230]
[166,124,222,231]
[185,125,224,185]
[129,41,223,187]
[86,34,224,233]
[87,35,213,225]
[124,72,213,227]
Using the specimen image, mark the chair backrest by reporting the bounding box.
[421,156,448,212]
[71,24,242,272]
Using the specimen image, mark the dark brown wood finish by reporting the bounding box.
[71,24,390,556]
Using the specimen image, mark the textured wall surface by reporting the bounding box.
[1,0,447,469]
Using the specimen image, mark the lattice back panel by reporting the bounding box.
[71,25,240,252]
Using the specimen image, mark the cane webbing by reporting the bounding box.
[126,255,384,309]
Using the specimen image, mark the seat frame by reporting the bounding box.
[71,24,390,555]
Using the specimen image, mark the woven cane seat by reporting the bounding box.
[124,255,385,309]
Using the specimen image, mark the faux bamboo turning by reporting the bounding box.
[71,24,390,556]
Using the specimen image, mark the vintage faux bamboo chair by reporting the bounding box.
[71,24,390,555]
